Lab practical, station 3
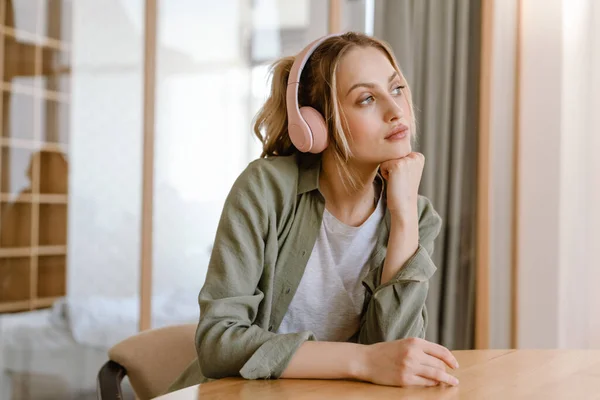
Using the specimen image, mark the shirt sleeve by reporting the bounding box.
[196,162,315,380]
[358,196,442,344]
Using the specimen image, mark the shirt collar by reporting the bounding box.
[296,153,322,195]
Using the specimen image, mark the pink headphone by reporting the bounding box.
[286,33,341,153]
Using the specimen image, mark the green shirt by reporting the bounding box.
[166,153,442,393]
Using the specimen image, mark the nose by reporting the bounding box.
[384,95,404,123]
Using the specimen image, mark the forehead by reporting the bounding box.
[336,46,396,89]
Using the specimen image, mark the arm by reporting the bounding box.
[196,163,315,379]
[282,197,451,386]
[281,341,367,380]
[282,330,458,387]
[380,212,419,285]
[204,163,454,386]
[358,196,442,344]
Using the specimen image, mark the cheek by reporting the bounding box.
[344,109,378,142]
[401,96,411,120]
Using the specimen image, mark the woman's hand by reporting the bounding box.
[360,337,459,387]
[380,152,425,221]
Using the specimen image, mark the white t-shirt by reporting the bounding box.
[277,192,385,341]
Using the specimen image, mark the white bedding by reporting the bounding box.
[0,308,73,350]
[0,308,113,400]
[61,290,199,349]
[0,290,199,399]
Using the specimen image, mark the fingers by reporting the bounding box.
[417,365,459,386]
[379,160,397,179]
[421,340,459,369]
[381,152,423,166]
[422,354,448,371]
[406,152,424,161]
[403,375,439,387]
[381,167,390,180]
[380,153,425,171]
[379,153,425,184]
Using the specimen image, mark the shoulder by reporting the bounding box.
[246,154,300,182]
[228,155,300,206]
[217,155,301,239]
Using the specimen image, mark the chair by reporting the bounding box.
[97,324,197,400]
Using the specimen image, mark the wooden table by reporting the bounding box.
[155,350,600,399]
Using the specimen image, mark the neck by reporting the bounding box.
[318,150,380,227]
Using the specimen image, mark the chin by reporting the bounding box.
[388,143,412,159]
[355,144,412,165]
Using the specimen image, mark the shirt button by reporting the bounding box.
[301,250,307,257]
[285,288,291,294]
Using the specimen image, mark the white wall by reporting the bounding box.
[589,1,600,349]
[558,0,600,349]
[516,0,600,348]
[517,0,563,348]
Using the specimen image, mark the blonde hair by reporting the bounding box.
[253,32,416,191]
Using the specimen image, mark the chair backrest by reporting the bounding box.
[103,323,197,399]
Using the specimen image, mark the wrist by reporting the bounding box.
[349,344,372,382]
[389,201,418,222]
[390,210,418,230]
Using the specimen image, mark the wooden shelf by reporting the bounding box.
[32,296,62,308]
[0,300,30,313]
[0,257,31,303]
[0,193,68,204]
[0,201,33,247]
[38,245,68,256]
[0,137,68,152]
[39,204,67,246]
[0,246,67,258]
[0,296,62,313]
[37,255,66,298]
[0,0,72,315]
[0,248,35,258]
[1,82,70,103]
[1,26,71,52]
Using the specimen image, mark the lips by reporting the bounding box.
[385,124,409,140]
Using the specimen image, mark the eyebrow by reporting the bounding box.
[345,71,399,97]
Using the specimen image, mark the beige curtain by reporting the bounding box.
[374,0,481,350]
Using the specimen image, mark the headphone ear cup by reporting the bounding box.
[299,107,329,153]
[288,122,313,152]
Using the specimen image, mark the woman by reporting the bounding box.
[168,31,459,393]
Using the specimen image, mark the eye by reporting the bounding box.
[359,95,374,105]
[391,85,405,95]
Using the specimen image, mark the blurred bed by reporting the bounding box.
[0,291,199,400]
